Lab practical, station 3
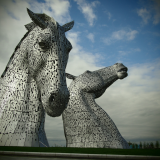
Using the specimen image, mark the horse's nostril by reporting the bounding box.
[39,42,46,47]
[49,93,55,102]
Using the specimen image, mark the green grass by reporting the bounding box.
[0,146,160,156]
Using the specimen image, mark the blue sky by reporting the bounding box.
[0,0,160,147]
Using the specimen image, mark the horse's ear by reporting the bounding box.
[27,8,48,29]
[84,70,92,74]
[62,21,74,32]
[25,22,37,31]
[66,73,76,80]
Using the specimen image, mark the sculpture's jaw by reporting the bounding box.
[41,86,69,117]
[117,67,128,79]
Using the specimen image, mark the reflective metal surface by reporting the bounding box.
[0,9,74,147]
[63,63,130,149]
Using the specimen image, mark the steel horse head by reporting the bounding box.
[0,9,74,147]
[62,63,129,148]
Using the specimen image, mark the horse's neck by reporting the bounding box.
[0,66,44,120]
[69,90,97,111]
[0,43,32,111]
[68,90,119,135]
[69,90,111,120]
[82,92,119,132]
[83,93,98,110]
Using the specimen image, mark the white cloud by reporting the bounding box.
[137,8,151,24]
[74,0,100,26]
[103,29,138,45]
[66,31,101,76]
[118,51,130,56]
[101,24,108,27]
[102,37,112,45]
[0,0,31,73]
[87,33,94,42]
[118,48,141,56]
[105,10,112,20]
[29,0,71,25]
[126,30,139,40]
[112,30,138,40]
[45,0,70,17]
[137,1,160,25]
[134,48,141,52]
[91,1,100,7]
[112,30,126,40]
[77,22,85,27]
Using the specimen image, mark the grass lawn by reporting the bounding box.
[0,146,160,156]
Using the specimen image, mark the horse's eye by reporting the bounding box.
[39,41,50,49]
[39,42,46,47]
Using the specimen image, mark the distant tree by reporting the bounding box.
[153,142,155,148]
[134,143,136,149]
[128,141,132,146]
[155,141,159,148]
[139,142,142,149]
[150,142,154,148]
[146,143,149,148]
[143,142,146,149]
[128,141,130,146]
[135,143,138,149]
[132,143,135,149]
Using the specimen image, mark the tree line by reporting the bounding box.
[51,141,160,148]
[128,140,160,149]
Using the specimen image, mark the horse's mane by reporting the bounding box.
[1,31,30,78]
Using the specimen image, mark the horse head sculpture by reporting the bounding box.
[62,63,130,148]
[0,9,74,147]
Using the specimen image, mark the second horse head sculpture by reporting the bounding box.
[62,63,130,148]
